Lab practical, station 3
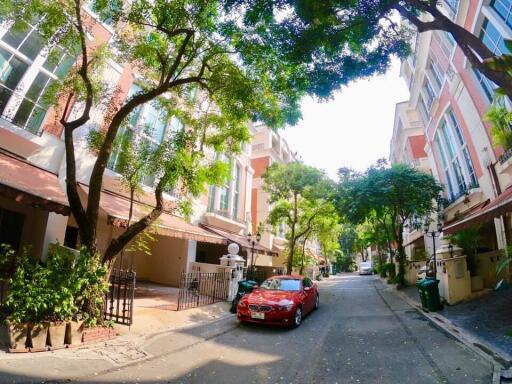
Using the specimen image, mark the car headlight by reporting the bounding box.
[277,304,293,311]
[238,300,248,308]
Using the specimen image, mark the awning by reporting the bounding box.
[0,151,69,215]
[443,187,512,235]
[201,224,278,256]
[79,186,225,245]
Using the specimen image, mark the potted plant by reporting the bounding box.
[65,317,84,346]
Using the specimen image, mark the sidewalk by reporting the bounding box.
[400,283,512,362]
[0,302,237,383]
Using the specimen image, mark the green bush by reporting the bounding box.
[1,244,108,326]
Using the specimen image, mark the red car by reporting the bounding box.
[237,275,319,328]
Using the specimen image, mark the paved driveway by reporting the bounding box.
[73,273,494,383]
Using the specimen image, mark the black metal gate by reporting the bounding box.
[177,271,231,311]
[104,269,136,325]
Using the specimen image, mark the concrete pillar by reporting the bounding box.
[42,212,68,260]
[185,240,197,272]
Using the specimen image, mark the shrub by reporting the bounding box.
[1,244,108,326]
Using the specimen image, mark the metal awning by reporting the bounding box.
[79,186,225,245]
[443,187,512,235]
[0,151,69,215]
[201,224,278,256]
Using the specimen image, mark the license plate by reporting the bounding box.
[251,311,265,320]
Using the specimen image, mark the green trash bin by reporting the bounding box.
[416,279,428,309]
[238,280,258,294]
[423,278,442,312]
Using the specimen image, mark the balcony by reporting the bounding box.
[446,181,480,207]
[202,209,247,233]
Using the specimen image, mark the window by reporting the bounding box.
[422,79,436,111]
[444,0,459,12]
[417,96,430,125]
[474,17,510,101]
[0,21,75,133]
[435,110,478,202]
[232,164,241,219]
[0,208,24,251]
[433,31,456,59]
[427,56,444,90]
[492,0,512,29]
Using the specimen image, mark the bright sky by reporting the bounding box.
[281,58,410,180]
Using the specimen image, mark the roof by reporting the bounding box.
[201,224,277,256]
[79,185,225,245]
[0,151,69,215]
[443,187,512,235]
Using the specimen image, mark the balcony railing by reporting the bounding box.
[446,181,479,206]
[499,146,512,165]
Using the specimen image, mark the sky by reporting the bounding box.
[281,58,410,180]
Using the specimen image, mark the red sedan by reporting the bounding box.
[237,275,319,328]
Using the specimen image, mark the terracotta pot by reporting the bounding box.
[7,323,28,349]
[48,321,67,348]
[65,320,84,346]
[29,323,49,350]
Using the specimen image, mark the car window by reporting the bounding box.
[260,278,301,291]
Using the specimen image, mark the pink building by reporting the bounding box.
[394,0,512,298]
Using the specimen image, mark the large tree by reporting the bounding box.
[3,0,307,263]
[226,0,512,99]
[337,162,442,286]
[263,162,335,273]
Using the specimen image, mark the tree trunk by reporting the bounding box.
[396,224,406,287]
[287,193,298,273]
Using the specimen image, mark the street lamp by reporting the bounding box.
[247,232,261,279]
[423,217,443,279]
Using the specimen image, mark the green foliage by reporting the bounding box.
[337,161,442,286]
[449,226,482,276]
[335,250,355,272]
[484,95,512,150]
[1,244,107,326]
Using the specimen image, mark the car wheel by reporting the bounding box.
[314,294,319,310]
[292,306,302,328]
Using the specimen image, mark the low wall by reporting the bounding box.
[404,261,425,286]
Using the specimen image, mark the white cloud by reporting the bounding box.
[281,58,410,180]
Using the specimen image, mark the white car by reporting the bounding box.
[359,262,373,275]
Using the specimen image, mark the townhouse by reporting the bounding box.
[0,5,274,292]
[391,0,512,300]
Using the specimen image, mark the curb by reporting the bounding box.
[391,287,511,382]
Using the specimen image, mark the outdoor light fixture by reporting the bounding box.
[247,232,262,279]
[448,244,454,258]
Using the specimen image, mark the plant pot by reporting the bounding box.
[48,321,67,348]
[65,320,84,346]
[29,323,49,350]
[7,323,28,349]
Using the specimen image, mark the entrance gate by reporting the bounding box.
[177,271,231,310]
[104,269,136,325]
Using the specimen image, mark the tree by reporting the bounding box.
[4,0,307,264]
[337,162,442,286]
[263,162,335,273]
[226,0,512,99]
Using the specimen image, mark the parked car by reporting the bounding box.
[237,275,319,328]
[359,262,373,275]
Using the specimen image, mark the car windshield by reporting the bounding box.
[361,263,371,268]
[260,278,301,291]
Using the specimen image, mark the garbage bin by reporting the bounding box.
[416,279,428,309]
[238,280,258,293]
[422,278,442,312]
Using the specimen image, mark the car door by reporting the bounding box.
[302,278,315,313]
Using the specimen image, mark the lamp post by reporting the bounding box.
[423,218,443,278]
[247,232,261,279]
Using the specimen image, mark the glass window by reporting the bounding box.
[232,164,241,219]
[428,57,443,90]
[492,0,512,29]
[417,96,430,125]
[207,185,216,212]
[422,79,436,110]
[0,47,29,90]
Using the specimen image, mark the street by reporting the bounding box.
[1,274,491,384]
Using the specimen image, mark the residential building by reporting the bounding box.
[0,6,273,293]
[250,122,298,270]
[393,0,512,299]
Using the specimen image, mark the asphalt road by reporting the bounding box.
[71,273,494,384]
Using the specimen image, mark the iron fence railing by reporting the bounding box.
[177,271,231,311]
[104,269,136,326]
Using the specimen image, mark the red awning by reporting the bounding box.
[443,188,512,235]
[79,186,225,245]
[0,151,69,215]
[201,224,278,256]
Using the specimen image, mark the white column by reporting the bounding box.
[42,212,68,260]
[185,240,197,272]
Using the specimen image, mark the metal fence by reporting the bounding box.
[104,269,136,326]
[177,271,231,311]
